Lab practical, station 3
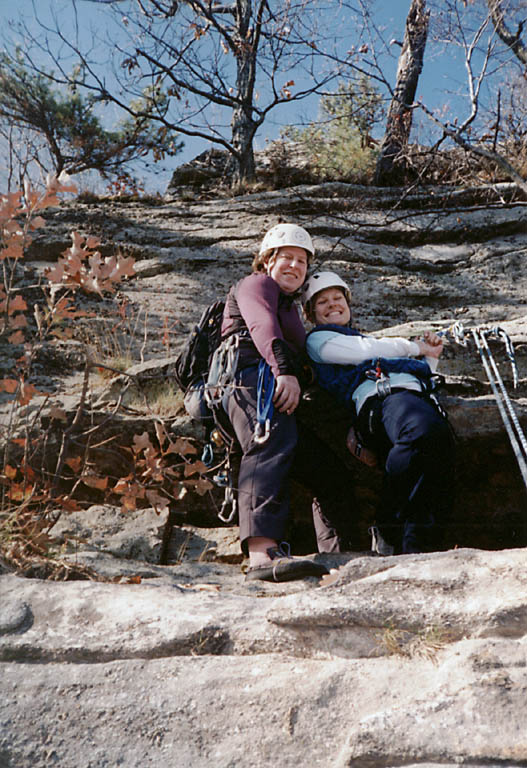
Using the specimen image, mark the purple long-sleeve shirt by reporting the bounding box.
[221,273,306,378]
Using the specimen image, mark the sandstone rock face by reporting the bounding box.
[16,179,527,544]
[3,179,527,767]
[2,545,527,767]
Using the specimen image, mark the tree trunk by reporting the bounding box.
[230,0,258,185]
[374,0,430,186]
[231,106,257,185]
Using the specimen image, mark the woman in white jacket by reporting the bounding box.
[302,271,455,555]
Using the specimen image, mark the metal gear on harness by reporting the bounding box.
[204,334,240,409]
[375,375,392,399]
[365,359,392,399]
[254,359,275,444]
[217,452,238,523]
[201,442,214,467]
[196,338,241,522]
[201,426,226,469]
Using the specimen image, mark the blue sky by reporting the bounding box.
[1,0,502,192]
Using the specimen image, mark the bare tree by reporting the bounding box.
[416,0,527,196]
[487,0,527,66]
[361,0,527,194]
[374,0,430,185]
[8,0,346,186]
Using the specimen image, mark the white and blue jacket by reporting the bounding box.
[306,324,434,415]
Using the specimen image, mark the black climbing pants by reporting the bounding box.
[225,366,358,555]
[356,389,455,553]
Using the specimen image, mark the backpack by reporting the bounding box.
[174,299,226,396]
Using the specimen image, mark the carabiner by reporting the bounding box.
[254,418,271,444]
[218,486,238,523]
[375,376,391,399]
[201,442,214,467]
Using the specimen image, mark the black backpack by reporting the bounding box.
[174,299,226,394]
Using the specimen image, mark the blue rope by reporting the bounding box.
[255,360,275,442]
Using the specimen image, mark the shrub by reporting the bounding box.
[282,77,383,183]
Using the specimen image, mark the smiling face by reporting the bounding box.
[312,286,351,326]
[266,246,308,294]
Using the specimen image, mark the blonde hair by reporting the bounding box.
[251,248,274,273]
[251,246,312,274]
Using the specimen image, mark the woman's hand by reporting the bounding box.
[417,330,443,359]
[273,374,301,415]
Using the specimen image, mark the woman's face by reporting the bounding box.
[267,246,308,294]
[312,287,351,326]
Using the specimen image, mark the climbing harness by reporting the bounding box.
[365,358,436,400]
[440,322,527,492]
[204,334,240,409]
[254,359,275,444]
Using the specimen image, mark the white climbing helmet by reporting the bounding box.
[301,271,352,306]
[258,223,315,257]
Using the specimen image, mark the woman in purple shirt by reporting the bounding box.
[221,224,356,582]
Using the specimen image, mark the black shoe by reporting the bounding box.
[245,542,329,583]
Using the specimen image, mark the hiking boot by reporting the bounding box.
[369,526,395,556]
[245,542,329,583]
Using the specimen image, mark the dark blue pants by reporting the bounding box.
[357,390,455,553]
[226,367,357,555]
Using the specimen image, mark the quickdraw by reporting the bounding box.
[495,326,519,389]
[254,359,275,444]
[216,453,238,523]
